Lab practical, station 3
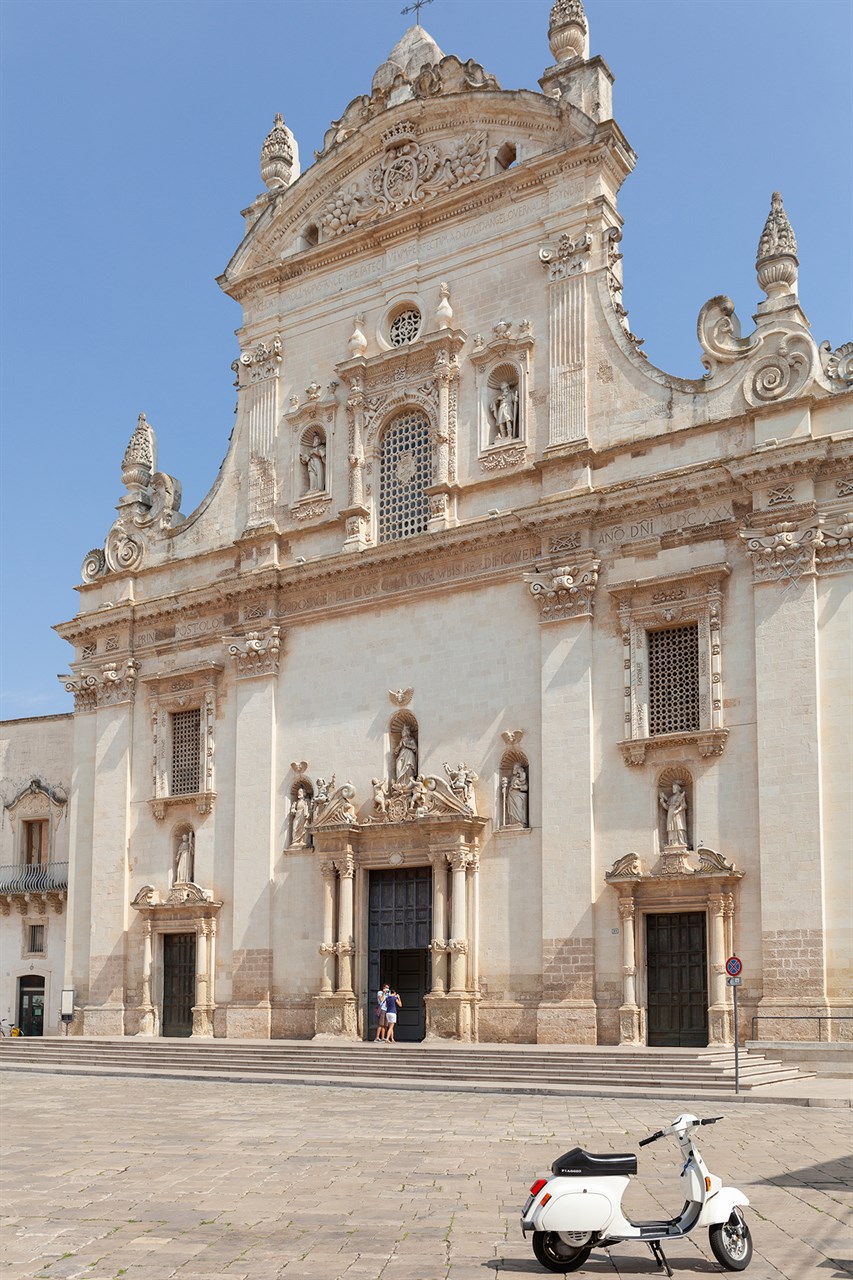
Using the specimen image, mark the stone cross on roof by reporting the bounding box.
[401,0,434,26]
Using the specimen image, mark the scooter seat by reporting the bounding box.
[552,1147,638,1177]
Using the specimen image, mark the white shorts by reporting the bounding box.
[386,1012,397,1024]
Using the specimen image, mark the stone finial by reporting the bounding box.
[121,412,155,489]
[349,315,367,358]
[261,113,299,190]
[756,191,799,299]
[548,0,589,64]
[435,282,453,330]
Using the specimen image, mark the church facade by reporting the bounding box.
[2,0,851,1046]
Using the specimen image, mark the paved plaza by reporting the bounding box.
[1,1072,850,1280]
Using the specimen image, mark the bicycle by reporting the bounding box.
[0,1018,23,1036]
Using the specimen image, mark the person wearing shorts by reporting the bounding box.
[375,984,389,1041]
[384,987,403,1042]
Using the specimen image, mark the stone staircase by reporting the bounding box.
[0,1036,813,1099]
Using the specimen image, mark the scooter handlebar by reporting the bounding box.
[700,1116,723,1125]
[639,1130,665,1146]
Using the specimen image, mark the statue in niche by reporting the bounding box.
[289,787,312,847]
[502,761,529,828]
[174,831,194,884]
[395,725,418,785]
[444,761,478,812]
[489,381,519,441]
[659,781,689,848]
[300,432,327,493]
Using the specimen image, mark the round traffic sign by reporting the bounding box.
[726,956,743,977]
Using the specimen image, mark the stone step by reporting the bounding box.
[0,1039,809,1091]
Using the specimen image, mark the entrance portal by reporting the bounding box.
[368,868,431,1042]
[162,932,196,1037]
[646,912,708,1047]
[17,975,45,1036]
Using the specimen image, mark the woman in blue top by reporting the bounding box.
[384,988,403,1043]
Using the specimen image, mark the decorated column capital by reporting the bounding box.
[525,557,600,622]
[59,659,140,710]
[738,520,822,588]
[539,230,593,281]
[224,625,283,677]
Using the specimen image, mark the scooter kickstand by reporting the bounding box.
[647,1240,673,1278]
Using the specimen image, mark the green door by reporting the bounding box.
[18,976,45,1036]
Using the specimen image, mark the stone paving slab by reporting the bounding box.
[1,1071,851,1279]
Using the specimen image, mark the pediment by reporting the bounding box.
[222,93,595,292]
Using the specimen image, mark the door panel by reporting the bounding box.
[18,977,45,1036]
[646,912,708,1047]
[368,868,431,1041]
[162,932,196,1038]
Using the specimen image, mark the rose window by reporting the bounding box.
[388,307,422,347]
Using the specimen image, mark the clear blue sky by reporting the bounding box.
[1,0,851,721]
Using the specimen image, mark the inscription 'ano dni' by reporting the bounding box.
[597,503,733,547]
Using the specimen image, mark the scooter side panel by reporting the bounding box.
[537,1176,631,1233]
[697,1187,751,1227]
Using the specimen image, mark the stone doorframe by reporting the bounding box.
[310,813,487,1042]
[605,848,744,1046]
[130,883,222,1037]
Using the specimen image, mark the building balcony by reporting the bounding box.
[0,862,68,913]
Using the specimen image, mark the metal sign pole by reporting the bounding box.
[733,982,739,1095]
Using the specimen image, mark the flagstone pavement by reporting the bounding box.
[1,1071,850,1280]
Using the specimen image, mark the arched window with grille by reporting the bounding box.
[378,409,433,544]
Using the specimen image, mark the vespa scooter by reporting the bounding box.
[521,1112,752,1275]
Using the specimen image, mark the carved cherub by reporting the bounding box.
[314,774,335,804]
[371,778,388,816]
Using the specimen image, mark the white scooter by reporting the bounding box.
[521,1113,752,1275]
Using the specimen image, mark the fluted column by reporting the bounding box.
[709,893,727,1008]
[429,852,448,994]
[319,862,337,994]
[617,896,641,1044]
[335,854,355,995]
[468,852,480,996]
[141,922,153,1008]
[449,850,469,994]
[196,925,208,1009]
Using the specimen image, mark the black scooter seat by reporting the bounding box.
[552,1147,638,1177]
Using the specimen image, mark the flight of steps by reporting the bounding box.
[0,1036,812,1099]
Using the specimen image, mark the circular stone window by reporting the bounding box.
[388,306,422,347]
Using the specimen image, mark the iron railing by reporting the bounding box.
[751,1015,853,1042]
[0,862,69,893]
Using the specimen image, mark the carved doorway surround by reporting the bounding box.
[605,848,743,1047]
[310,812,486,1042]
[130,883,222,1037]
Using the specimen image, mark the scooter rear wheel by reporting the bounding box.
[532,1230,592,1273]
[709,1212,753,1270]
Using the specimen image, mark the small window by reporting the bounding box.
[648,625,700,736]
[388,306,422,347]
[28,924,45,954]
[303,223,319,248]
[495,142,517,171]
[171,708,201,795]
[24,820,48,867]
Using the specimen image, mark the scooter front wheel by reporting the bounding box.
[532,1230,592,1273]
[709,1211,753,1270]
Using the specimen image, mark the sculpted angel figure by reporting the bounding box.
[395,725,418,785]
[371,778,388,817]
[659,781,688,848]
[444,761,478,811]
[289,787,312,847]
[314,775,335,805]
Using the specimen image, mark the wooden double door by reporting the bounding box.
[162,932,196,1037]
[646,912,709,1047]
[367,868,431,1042]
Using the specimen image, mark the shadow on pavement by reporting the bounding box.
[768,1155,853,1188]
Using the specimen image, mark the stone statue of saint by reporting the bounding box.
[395,725,418,784]
[490,382,519,440]
[444,761,478,811]
[659,781,688,848]
[503,762,529,827]
[300,433,326,492]
[174,831,194,883]
[289,787,312,847]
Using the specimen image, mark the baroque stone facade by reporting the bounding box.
[2,3,851,1045]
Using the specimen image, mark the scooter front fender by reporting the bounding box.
[698,1186,750,1227]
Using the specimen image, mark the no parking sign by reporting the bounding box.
[726,955,743,978]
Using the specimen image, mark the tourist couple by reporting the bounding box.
[374,983,403,1043]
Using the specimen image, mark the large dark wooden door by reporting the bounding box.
[646,912,708,1047]
[162,932,196,1038]
[368,868,431,1042]
[18,976,45,1036]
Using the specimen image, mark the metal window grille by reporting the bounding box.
[171,708,201,795]
[378,411,432,544]
[28,924,44,953]
[24,820,48,866]
[388,307,422,346]
[648,624,700,735]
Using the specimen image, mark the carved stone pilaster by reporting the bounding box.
[539,231,592,446]
[59,659,140,711]
[525,556,600,622]
[233,336,282,532]
[224,626,283,678]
